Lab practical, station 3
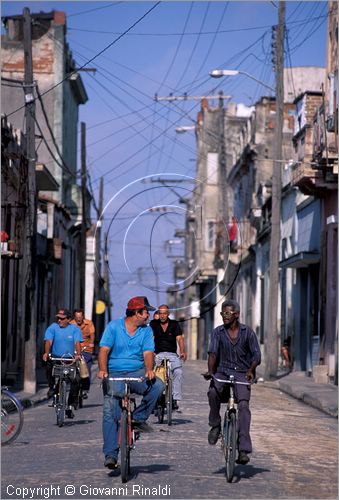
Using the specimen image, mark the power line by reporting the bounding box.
[6,2,161,118]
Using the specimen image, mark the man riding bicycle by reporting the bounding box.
[43,308,83,419]
[97,296,164,470]
[150,304,187,410]
[204,299,261,465]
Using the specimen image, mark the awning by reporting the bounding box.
[279,251,320,269]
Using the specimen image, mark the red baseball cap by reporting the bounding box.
[56,308,71,319]
[127,296,156,311]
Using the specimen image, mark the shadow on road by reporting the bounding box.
[107,463,171,479]
[214,464,270,481]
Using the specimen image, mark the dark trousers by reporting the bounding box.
[46,360,80,407]
[207,372,252,453]
[80,352,93,391]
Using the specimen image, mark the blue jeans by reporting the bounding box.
[102,369,164,459]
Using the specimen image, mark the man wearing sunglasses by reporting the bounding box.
[43,308,83,418]
[203,299,261,465]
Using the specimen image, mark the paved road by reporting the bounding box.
[2,361,338,499]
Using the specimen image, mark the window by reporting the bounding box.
[206,221,215,250]
[207,153,218,184]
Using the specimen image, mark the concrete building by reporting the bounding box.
[1,11,93,390]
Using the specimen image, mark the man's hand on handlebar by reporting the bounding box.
[97,370,108,379]
[145,369,156,380]
[245,369,255,382]
[202,372,213,380]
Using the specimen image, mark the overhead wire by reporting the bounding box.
[5,1,162,118]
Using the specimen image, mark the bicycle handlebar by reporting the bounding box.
[108,377,145,382]
[49,355,77,365]
[212,375,253,386]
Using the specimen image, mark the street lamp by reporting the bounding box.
[209,69,275,92]
[175,125,196,134]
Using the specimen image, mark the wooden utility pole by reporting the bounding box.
[23,7,37,394]
[94,177,104,332]
[266,1,285,379]
[103,231,112,322]
[80,122,87,309]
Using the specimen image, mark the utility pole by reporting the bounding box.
[23,7,37,394]
[80,122,87,309]
[266,1,285,379]
[103,231,112,322]
[94,177,104,332]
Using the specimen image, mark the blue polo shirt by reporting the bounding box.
[99,317,155,372]
[44,323,83,357]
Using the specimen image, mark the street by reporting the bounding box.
[2,360,338,500]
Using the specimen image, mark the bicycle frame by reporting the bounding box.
[212,375,252,482]
[50,356,78,427]
[108,376,144,483]
[156,358,173,425]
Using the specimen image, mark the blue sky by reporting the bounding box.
[2,1,328,316]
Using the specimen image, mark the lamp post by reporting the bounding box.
[209,69,275,93]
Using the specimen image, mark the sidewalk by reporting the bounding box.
[15,360,338,418]
[256,365,338,418]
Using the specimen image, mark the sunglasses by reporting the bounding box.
[220,311,237,317]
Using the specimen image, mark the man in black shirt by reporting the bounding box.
[204,299,261,465]
[150,304,187,409]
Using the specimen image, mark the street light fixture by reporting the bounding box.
[209,69,275,92]
[175,125,196,134]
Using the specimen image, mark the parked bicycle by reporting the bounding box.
[1,386,24,445]
[205,374,253,482]
[49,355,78,427]
[155,358,173,425]
[108,376,144,483]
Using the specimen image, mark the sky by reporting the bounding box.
[1,1,328,317]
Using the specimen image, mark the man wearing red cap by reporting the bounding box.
[43,308,83,418]
[98,296,164,470]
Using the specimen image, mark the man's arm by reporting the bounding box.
[143,351,156,380]
[97,346,110,379]
[42,340,52,362]
[74,341,81,358]
[246,329,261,381]
[88,321,95,348]
[176,335,187,361]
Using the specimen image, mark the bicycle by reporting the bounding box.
[108,376,144,483]
[206,374,253,483]
[1,387,24,445]
[155,358,173,425]
[49,355,78,427]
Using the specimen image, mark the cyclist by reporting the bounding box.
[71,309,95,399]
[150,304,187,410]
[203,299,261,465]
[42,308,83,419]
[97,296,164,470]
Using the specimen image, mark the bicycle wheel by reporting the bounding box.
[56,380,67,427]
[166,378,173,426]
[224,411,237,482]
[120,410,130,483]
[1,389,24,445]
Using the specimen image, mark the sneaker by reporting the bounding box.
[131,420,154,433]
[104,456,117,469]
[47,388,55,398]
[236,451,250,465]
[208,425,221,445]
[82,392,88,400]
[172,400,179,410]
[65,409,75,419]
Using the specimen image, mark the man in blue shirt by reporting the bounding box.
[98,296,164,470]
[43,308,83,418]
[204,299,261,465]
